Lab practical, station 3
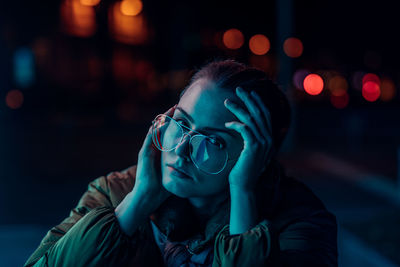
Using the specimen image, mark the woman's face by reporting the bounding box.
[161,78,244,198]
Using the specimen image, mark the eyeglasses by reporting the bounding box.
[151,114,229,174]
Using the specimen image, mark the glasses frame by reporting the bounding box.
[152,114,231,174]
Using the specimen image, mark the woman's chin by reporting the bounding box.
[162,175,194,198]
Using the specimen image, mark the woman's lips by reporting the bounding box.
[167,165,192,179]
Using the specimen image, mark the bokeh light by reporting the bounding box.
[283,37,303,58]
[222,29,244,50]
[13,47,35,88]
[380,78,396,101]
[331,87,347,97]
[249,34,270,55]
[108,2,148,45]
[293,69,310,90]
[327,75,348,96]
[362,73,380,86]
[303,74,324,95]
[330,91,349,109]
[61,0,97,38]
[328,75,348,91]
[6,90,24,109]
[362,81,381,102]
[120,0,143,16]
[80,0,100,6]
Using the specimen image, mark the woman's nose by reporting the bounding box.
[175,134,191,161]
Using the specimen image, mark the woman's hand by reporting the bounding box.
[224,87,275,235]
[115,105,176,236]
[224,87,275,192]
[134,105,177,203]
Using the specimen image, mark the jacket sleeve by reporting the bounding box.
[24,166,137,267]
[212,210,338,267]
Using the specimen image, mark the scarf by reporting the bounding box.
[150,220,214,267]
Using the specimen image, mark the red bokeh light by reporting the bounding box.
[330,91,349,109]
[6,90,24,109]
[283,37,303,58]
[362,81,381,102]
[362,73,380,86]
[303,74,324,95]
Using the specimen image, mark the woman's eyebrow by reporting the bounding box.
[176,107,194,123]
[202,126,238,138]
[175,107,237,138]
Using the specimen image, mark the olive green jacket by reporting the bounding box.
[24,161,338,267]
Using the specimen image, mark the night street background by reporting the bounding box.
[1,0,400,266]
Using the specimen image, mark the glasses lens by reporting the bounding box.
[152,114,228,174]
[152,115,183,151]
[190,135,227,174]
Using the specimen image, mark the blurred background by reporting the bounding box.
[1,0,399,266]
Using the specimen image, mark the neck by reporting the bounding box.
[188,191,229,221]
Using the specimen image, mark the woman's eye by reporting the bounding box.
[175,118,190,127]
[209,136,226,149]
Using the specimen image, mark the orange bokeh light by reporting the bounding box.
[283,37,303,58]
[303,74,324,95]
[331,87,347,97]
[362,81,381,102]
[222,29,244,50]
[61,0,96,37]
[80,0,100,6]
[380,79,396,101]
[120,0,143,16]
[328,75,348,92]
[330,91,349,109]
[6,90,24,109]
[249,34,270,55]
[109,2,148,45]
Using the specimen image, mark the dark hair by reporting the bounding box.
[180,58,291,153]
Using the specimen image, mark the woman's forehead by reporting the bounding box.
[178,78,240,127]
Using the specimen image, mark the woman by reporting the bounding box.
[25,59,337,267]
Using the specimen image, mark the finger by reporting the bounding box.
[250,91,273,135]
[224,121,257,151]
[224,98,264,142]
[236,87,269,140]
[140,124,157,157]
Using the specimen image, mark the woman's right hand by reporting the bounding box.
[115,105,177,236]
[133,104,177,206]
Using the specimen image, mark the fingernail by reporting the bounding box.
[236,87,242,94]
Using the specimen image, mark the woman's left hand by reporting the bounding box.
[224,87,276,192]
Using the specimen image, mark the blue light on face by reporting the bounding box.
[13,47,35,88]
